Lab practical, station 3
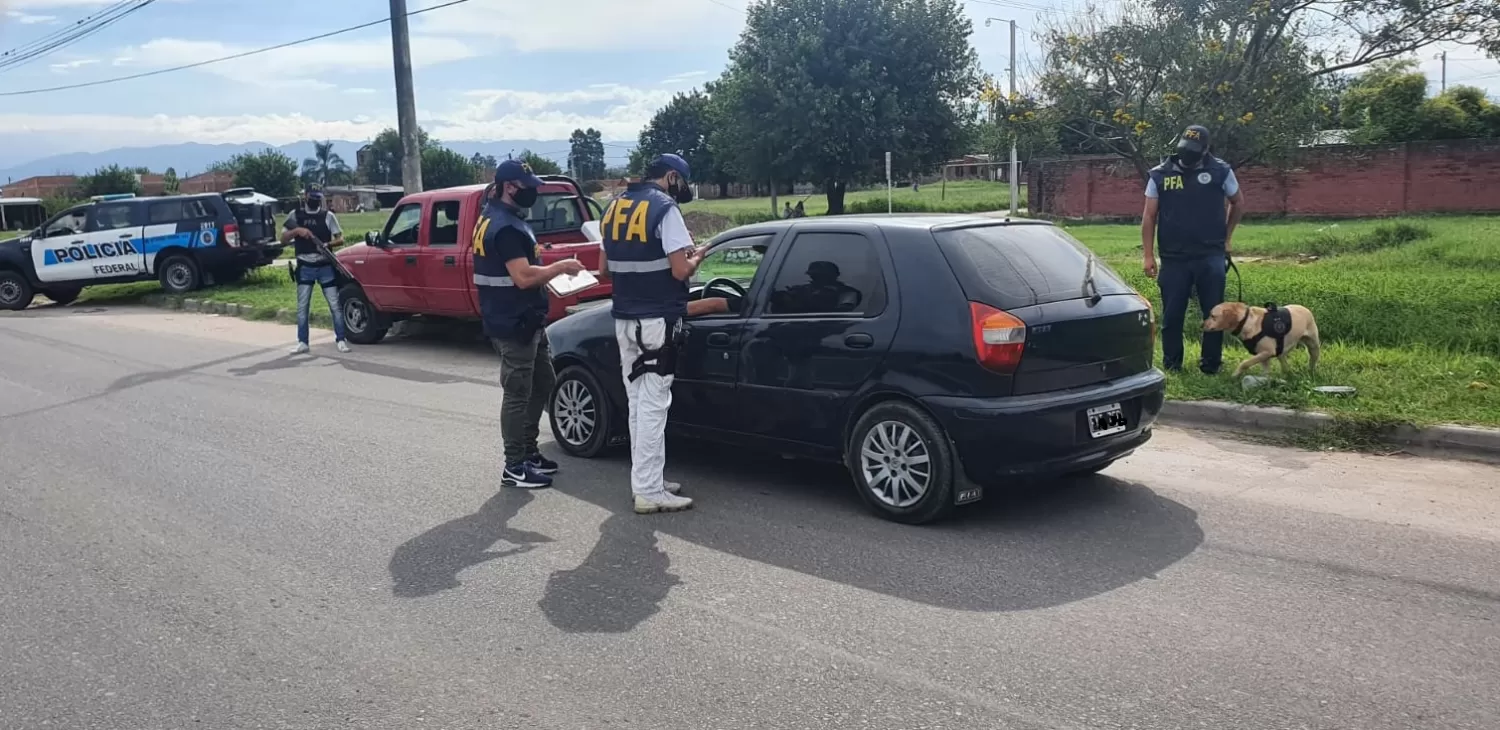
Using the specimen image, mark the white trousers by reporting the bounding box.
[615,318,674,497]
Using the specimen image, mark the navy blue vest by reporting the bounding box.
[602,183,687,321]
[473,200,548,340]
[1149,156,1231,259]
[293,208,334,262]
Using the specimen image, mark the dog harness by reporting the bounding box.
[1236,303,1294,356]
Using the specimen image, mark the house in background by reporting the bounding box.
[179,171,236,194]
[2,175,79,199]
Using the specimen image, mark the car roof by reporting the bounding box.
[710,213,1055,242]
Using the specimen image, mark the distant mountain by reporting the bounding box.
[0,139,634,182]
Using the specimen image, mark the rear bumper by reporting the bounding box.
[921,368,1166,485]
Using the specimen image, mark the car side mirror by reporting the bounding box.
[365,231,382,247]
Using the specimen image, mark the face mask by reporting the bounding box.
[1176,149,1204,168]
[512,186,539,209]
[306,198,321,211]
[669,176,694,204]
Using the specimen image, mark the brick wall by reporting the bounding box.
[2,175,79,199]
[179,171,235,194]
[1027,138,1500,219]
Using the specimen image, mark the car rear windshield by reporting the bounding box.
[933,224,1134,310]
[526,192,584,235]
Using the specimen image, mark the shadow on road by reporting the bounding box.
[389,490,553,598]
[536,439,1203,632]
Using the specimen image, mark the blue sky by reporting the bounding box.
[0,0,1495,165]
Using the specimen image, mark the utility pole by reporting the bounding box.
[389,0,422,193]
[1440,51,1447,93]
[986,17,1020,216]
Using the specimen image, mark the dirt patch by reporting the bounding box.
[682,211,733,240]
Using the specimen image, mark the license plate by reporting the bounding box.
[1086,402,1128,439]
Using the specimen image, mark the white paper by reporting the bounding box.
[547,268,600,298]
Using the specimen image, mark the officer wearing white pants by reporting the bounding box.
[598,154,727,514]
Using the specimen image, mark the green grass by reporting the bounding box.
[76,212,1500,431]
[683,179,1025,221]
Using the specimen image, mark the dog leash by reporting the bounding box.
[1227,255,1244,303]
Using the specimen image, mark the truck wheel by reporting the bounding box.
[339,284,388,344]
[549,365,613,458]
[42,286,82,305]
[159,255,202,294]
[846,401,957,525]
[0,271,35,311]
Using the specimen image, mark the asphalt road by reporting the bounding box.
[2,306,1498,730]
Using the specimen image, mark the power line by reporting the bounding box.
[0,0,474,98]
[0,0,135,61]
[0,0,156,73]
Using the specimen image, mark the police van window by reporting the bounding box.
[766,232,887,317]
[528,193,581,235]
[384,203,422,246]
[148,199,211,225]
[429,201,461,246]
[44,209,86,237]
[85,203,134,233]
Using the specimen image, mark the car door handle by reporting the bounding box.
[706,332,732,347]
[405,255,417,265]
[845,333,875,349]
[443,256,456,266]
[71,239,85,245]
[118,233,133,240]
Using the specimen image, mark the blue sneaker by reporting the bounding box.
[525,452,559,475]
[502,462,553,489]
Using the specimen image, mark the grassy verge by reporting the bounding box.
[684,179,1025,220]
[79,213,1500,431]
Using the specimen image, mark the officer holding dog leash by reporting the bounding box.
[1141,125,1245,375]
[598,154,728,514]
[282,185,350,355]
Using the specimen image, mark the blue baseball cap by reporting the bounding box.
[648,153,691,181]
[304,185,324,199]
[494,158,544,188]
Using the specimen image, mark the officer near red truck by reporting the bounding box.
[474,159,587,490]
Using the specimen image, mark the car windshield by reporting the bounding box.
[524,192,584,235]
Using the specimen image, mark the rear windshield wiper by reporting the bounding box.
[1082,253,1102,306]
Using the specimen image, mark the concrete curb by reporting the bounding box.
[123,294,1500,464]
[1159,400,1500,464]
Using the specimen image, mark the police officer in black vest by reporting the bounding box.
[476,159,586,489]
[1142,125,1245,374]
[598,154,729,514]
[281,185,350,354]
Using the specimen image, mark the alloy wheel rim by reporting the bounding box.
[344,299,367,332]
[859,420,932,508]
[554,379,596,446]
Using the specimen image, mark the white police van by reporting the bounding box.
[0,193,280,310]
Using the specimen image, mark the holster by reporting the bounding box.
[627,321,684,382]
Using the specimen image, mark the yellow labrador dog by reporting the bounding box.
[1203,301,1321,377]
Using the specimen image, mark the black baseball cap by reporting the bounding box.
[1177,125,1211,154]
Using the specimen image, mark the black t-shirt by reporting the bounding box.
[489,224,538,268]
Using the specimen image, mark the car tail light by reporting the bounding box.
[969,302,1026,373]
[223,223,240,248]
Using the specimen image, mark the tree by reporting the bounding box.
[1342,68,1491,142]
[229,149,299,198]
[78,165,142,197]
[713,0,980,214]
[634,89,736,197]
[162,167,180,194]
[517,149,562,176]
[359,126,434,186]
[420,146,480,190]
[301,140,353,188]
[567,128,606,181]
[469,152,498,180]
[1013,0,1499,178]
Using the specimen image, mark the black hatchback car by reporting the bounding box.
[545,215,1165,524]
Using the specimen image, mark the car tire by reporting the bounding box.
[550,365,613,459]
[0,270,35,311]
[158,255,202,294]
[42,286,82,305]
[339,284,389,345]
[846,400,957,525]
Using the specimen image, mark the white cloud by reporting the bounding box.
[47,58,97,72]
[111,34,479,89]
[661,70,710,85]
[411,0,748,53]
[343,87,378,95]
[442,83,674,139]
[5,9,56,23]
[0,111,393,151]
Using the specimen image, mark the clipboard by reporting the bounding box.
[547,268,600,298]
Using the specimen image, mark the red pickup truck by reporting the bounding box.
[334,175,611,344]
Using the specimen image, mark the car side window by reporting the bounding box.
[766,232,887,317]
[44,209,87,237]
[384,203,422,246]
[85,203,134,233]
[429,200,461,246]
[697,235,772,288]
[148,199,212,225]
